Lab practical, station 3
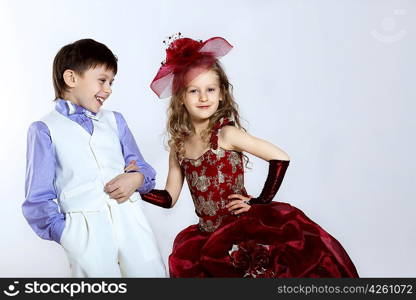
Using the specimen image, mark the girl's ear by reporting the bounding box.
[63,69,77,88]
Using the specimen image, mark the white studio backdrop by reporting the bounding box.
[0,0,414,277]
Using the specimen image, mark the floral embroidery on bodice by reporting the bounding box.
[180,118,248,232]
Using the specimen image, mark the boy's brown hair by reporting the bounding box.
[52,38,118,99]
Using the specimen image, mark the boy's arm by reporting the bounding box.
[113,112,156,194]
[23,121,65,244]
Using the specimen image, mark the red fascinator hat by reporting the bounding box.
[150,35,233,99]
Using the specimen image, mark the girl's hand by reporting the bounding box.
[226,194,252,215]
[124,160,140,172]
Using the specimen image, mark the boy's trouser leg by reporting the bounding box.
[60,209,122,278]
[116,200,167,277]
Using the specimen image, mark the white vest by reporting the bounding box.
[41,109,134,213]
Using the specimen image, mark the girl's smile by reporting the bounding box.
[196,105,211,109]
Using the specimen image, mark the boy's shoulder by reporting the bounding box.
[97,109,122,119]
[109,110,123,117]
[109,110,127,124]
[38,109,61,122]
[28,109,59,132]
[28,120,50,135]
[99,110,131,135]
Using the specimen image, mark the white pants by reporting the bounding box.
[60,198,167,277]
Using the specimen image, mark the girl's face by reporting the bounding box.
[182,68,222,122]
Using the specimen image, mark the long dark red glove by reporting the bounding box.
[140,189,172,208]
[248,159,290,205]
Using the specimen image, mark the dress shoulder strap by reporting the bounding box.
[210,117,235,150]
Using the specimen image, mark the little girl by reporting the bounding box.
[138,35,359,278]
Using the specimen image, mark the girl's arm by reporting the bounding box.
[165,148,185,207]
[139,148,184,208]
[219,126,290,161]
[221,126,290,214]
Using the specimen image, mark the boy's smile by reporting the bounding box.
[64,65,115,113]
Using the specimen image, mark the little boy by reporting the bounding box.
[23,38,166,277]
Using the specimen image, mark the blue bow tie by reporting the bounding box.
[83,110,99,121]
[66,101,99,121]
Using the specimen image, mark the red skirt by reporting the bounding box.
[169,202,359,278]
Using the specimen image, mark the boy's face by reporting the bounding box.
[69,65,115,113]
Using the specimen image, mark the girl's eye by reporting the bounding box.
[208,88,216,92]
[99,79,106,83]
[189,89,197,93]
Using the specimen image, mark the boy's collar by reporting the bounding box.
[56,99,100,120]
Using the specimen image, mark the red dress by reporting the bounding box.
[169,119,359,278]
